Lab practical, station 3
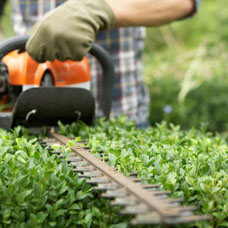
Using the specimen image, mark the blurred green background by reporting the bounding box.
[144,0,228,132]
[1,0,228,132]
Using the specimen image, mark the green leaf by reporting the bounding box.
[108,152,117,167]
[56,209,67,217]
[70,204,80,210]
[2,208,11,220]
[110,223,128,228]
[33,181,41,197]
[49,221,57,227]
[85,213,93,224]
[55,199,64,209]
[166,172,177,187]
[36,212,48,223]
[23,189,33,199]
[92,207,100,217]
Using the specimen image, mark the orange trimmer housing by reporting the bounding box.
[2,50,90,89]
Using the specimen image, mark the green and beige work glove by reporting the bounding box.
[26,0,115,63]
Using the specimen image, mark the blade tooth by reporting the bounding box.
[70,161,89,167]
[93,183,119,191]
[72,166,95,173]
[69,154,82,159]
[68,157,83,162]
[86,177,110,185]
[68,137,76,140]
[176,206,197,217]
[162,215,211,225]
[155,195,168,199]
[135,215,210,225]
[78,175,89,178]
[83,146,90,150]
[48,147,62,153]
[151,191,171,199]
[151,190,172,196]
[40,138,57,143]
[45,142,61,147]
[111,196,139,206]
[78,171,102,178]
[163,206,196,216]
[140,184,161,190]
[45,142,54,146]
[96,150,104,154]
[129,172,138,177]
[174,215,211,224]
[130,212,161,225]
[102,189,128,199]
[109,167,118,171]
[96,152,104,156]
[131,212,211,225]
[130,177,151,183]
[161,198,184,206]
[50,150,62,155]
[39,142,47,146]
[121,204,149,215]
[74,144,83,149]
[130,178,142,183]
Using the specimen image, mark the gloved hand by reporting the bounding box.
[26,0,114,63]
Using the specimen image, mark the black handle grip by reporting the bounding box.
[0,35,114,119]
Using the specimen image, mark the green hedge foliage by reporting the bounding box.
[59,117,228,228]
[0,127,128,228]
[1,117,228,227]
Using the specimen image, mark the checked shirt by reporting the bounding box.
[11,0,150,127]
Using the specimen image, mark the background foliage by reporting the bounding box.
[144,0,228,132]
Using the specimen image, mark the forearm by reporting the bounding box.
[105,0,195,27]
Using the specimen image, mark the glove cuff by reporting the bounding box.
[179,0,200,20]
[101,0,115,29]
[94,0,115,30]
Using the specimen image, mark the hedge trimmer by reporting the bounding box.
[0,36,210,226]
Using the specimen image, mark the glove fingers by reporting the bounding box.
[26,0,114,62]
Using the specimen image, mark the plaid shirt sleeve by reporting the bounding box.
[11,0,150,127]
[88,27,150,127]
[11,0,64,35]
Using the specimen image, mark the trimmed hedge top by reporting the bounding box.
[1,117,228,227]
[59,116,228,228]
